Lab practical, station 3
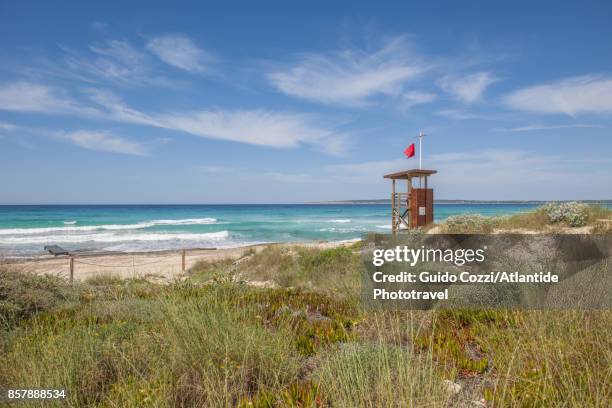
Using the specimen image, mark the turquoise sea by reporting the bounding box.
[0,204,551,256]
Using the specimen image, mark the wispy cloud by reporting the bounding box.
[400,91,437,109]
[157,109,348,155]
[495,123,604,132]
[57,130,147,156]
[85,89,349,154]
[503,75,612,116]
[146,34,213,73]
[0,82,98,115]
[89,40,146,68]
[435,109,495,121]
[0,119,147,155]
[56,40,174,86]
[85,88,161,126]
[268,36,427,106]
[437,72,498,103]
[0,82,348,155]
[193,165,236,173]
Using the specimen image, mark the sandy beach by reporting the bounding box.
[3,241,355,282]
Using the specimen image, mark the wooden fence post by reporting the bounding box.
[182,249,186,272]
[69,256,74,285]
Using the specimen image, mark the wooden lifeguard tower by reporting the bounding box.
[383,169,436,232]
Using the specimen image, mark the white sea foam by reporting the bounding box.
[330,219,351,223]
[318,227,367,232]
[0,230,229,245]
[146,218,218,225]
[376,224,392,229]
[0,218,218,235]
[63,220,77,225]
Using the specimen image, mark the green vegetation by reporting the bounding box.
[1,206,611,407]
[440,203,611,233]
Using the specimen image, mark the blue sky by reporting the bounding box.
[0,0,610,204]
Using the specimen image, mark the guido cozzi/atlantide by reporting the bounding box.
[372,271,559,284]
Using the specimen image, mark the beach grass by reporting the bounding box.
[2,264,610,406]
[189,245,363,298]
[1,205,611,406]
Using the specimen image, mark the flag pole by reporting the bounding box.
[418,131,425,169]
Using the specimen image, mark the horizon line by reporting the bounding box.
[1,199,611,206]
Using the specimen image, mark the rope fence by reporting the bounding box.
[65,248,200,284]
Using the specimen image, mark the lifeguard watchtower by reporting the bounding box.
[383,169,436,232]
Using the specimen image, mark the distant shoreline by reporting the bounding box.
[1,200,611,206]
[308,199,612,205]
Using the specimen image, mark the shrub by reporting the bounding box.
[442,214,496,233]
[0,267,70,329]
[542,202,588,227]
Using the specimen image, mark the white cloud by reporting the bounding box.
[438,72,498,103]
[82,89,348,154]
[57,40,170,86]
[85,88,161,126]
[0,82,97,115]
[268,36,427,106]
[58,130,147,156]
[400,91,437,109]
[503,75,612,116]
[146,34,212,73]
[90,40,146,67]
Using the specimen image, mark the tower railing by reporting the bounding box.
[391,192,411,231]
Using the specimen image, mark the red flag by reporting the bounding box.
[404,143,415,158]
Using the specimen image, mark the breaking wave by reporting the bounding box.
[0,218,218,235]
[0,230,230,245]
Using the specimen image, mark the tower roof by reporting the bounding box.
[383,169,437,180]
